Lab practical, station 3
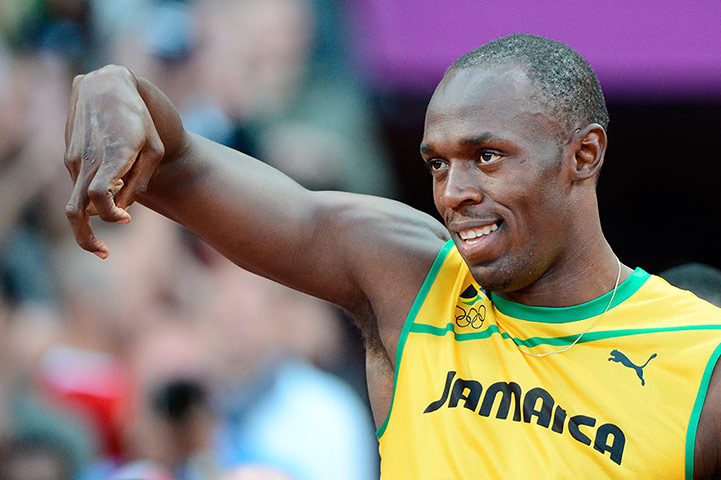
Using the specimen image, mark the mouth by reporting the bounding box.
[451,219,503,263]
[457,221,501,246]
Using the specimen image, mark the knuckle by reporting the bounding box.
[71,74,85,88]
[65,203,83,220]
[78,65,134,91]
[98,64,134,82]
[63,152,79,171]
[98,64,123,74]
[87,185,109,203]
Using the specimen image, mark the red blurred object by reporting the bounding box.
[37,345,133,457]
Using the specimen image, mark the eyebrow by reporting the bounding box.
[420,132,506,155]
[460,133,506,146]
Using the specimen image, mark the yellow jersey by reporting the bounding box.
[377,240,721,479]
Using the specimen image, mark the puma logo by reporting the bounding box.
[608,350,657,386]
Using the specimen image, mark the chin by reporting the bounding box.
[473,275,515,293]
[468,265,513,292]
[468,257,539,294]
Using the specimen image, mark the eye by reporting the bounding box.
[426,158,448,173]
[478,150,502,165]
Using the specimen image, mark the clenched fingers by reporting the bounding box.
[65,157,109,258]
[87,179,124,216]
[88,146,137,223]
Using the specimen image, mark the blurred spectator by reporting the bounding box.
[0,51,71,306]
[0,435,73,480]
[0,0,92,69]
[200,0,397,196]
[659,263,721,308]
[0,22,99,478]
[0,303,100,479]
[88,0,154,67]
[105,0,397,196]
[199,255,379,480]
[44,210,205,469]
[92,318,220,480]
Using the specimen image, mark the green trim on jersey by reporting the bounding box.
[489,268,651,322]
[686,342,721,480]
[376,238,455,440]
[411,322,721,347]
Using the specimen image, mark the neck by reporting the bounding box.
[496,229,631,308]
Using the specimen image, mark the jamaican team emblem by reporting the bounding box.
[455,284,486,329]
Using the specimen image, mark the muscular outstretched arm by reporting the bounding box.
[63,66,448,319]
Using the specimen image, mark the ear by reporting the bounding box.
[569,124,607,182]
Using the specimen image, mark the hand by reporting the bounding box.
[64,65,165,258]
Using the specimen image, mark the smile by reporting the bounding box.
[458,222,499,245]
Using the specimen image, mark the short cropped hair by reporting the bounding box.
[448,34,610,133]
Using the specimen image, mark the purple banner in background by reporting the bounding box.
[348,0,721,99]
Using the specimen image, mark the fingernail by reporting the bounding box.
[94,251,108,260]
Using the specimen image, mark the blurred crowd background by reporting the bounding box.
[0,0,720,479]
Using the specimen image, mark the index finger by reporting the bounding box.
[65,168,109,259]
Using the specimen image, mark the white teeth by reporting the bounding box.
[459,223,499,240]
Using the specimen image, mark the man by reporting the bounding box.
[63,34,721,478]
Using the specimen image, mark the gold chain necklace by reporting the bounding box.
[517,258,622,357]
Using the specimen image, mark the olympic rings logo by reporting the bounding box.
[455,304,486,329]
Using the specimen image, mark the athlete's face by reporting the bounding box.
[422,64,577,293]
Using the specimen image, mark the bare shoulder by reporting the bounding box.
[695,358,721,479]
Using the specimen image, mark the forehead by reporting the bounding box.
[422,64,559,148]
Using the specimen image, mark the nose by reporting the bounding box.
[437,161,484,210]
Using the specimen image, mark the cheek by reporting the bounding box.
[432,181,447,218]
[518,192,569,247]
[505,184,564,236]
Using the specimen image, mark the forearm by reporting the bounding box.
[133,75,319,277]
[139,132,324,287]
